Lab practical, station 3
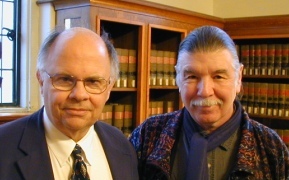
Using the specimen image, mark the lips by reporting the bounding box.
[64,108,90,116]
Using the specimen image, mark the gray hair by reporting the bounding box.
[175,26,241,86]
[36,28,119,81]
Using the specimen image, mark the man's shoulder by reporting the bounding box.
[94,120,127,139]
[0,116,29,134]
[142,110,183,128]
[245,118,285,146]
[0,109,42,138]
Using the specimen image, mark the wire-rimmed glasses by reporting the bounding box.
[44,71,110,94]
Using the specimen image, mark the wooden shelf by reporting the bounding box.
[249,114,289,121]
[150,86,178,90]
[0,113,31,124]
[243,75,289,79]
[112,88,137,92]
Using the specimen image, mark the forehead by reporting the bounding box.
[46,30,110,77]
[178,50,234,72]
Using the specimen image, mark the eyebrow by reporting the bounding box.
[182,68,229,75]
[214,69,228,74]
[55,73,108,80]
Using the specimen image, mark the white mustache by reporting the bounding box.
[191,99,223,106]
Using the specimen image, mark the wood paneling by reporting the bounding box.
[224,15,289,39]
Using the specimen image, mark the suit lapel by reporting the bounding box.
[16,108,54,180]
[95,122,132,179]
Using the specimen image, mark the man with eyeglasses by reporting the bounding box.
[0,27,138,180]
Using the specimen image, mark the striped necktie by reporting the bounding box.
[71,144,90,180]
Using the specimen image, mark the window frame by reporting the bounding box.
[0,0,21,106]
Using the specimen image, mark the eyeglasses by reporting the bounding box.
[44,71,110,94]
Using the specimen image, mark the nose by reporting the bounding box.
[197,78,214,97]
[69,81,89,101]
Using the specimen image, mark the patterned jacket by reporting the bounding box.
[129,108,289,180]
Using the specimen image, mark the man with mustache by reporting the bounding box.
[0,27,138,180]
[129,26,289,180]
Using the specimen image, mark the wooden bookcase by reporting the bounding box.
[4,1,289,137]
[52,0,223,132]
[147,25,186,117]
[224,15,289,130]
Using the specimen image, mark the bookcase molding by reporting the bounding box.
[224,15,289,39]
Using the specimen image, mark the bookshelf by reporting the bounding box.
[2,1,289,140]
[53,0,223,134]
[148,25,186,117]
[224,16,289,141]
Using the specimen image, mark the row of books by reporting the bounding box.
[148,100,175,117]
[241,82,289,117]
[150,50,177,86]
[237,44,289,76]
[274,129,289,148]
[99,104,133,137]
[114,48,137,88]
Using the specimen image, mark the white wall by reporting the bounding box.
[144,0,289,18]
[144,0,214,16]
[214,0,289,18]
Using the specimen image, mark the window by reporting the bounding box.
[0,0,20,106]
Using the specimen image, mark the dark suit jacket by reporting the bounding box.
[0,107,138,180]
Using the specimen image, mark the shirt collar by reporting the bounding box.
[43,108,95,167]
[219,127,240,151]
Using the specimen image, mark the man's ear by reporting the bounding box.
[236,65,244,93]
[36,70,43,86]
[36,70,45,95]
[105,79,115,101]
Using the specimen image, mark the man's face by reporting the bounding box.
[177,49,242,132]
[37,30,113,139]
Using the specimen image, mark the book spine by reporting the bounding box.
[253,82,260,114]
[156,50,164,86]
[267,83,274,116]
[249,44,255,75]
[285,84,289,117]
[274,44,282,76]
[260,44,268,75]
[123,104,133,137]
[164,101,174,113]
[106,104,113,126]
[267,44,275,76]
[169,51,176,86]
[254,44,261,75]
[100,105,108,124]
[163,51,170,86]
[241,45,249,75]
[150,101,157,116]
[272,83,279,116]
[113,104,124,131]
[128,49,137,88]
[156,101,164,114]
[278,84,286,117]
[150,50,157,86]
[282,44,289,76]
[247,82,254,114]
[120,49,129,88]
[259,83,268,115]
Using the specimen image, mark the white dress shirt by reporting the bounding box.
[43,108,113,180]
